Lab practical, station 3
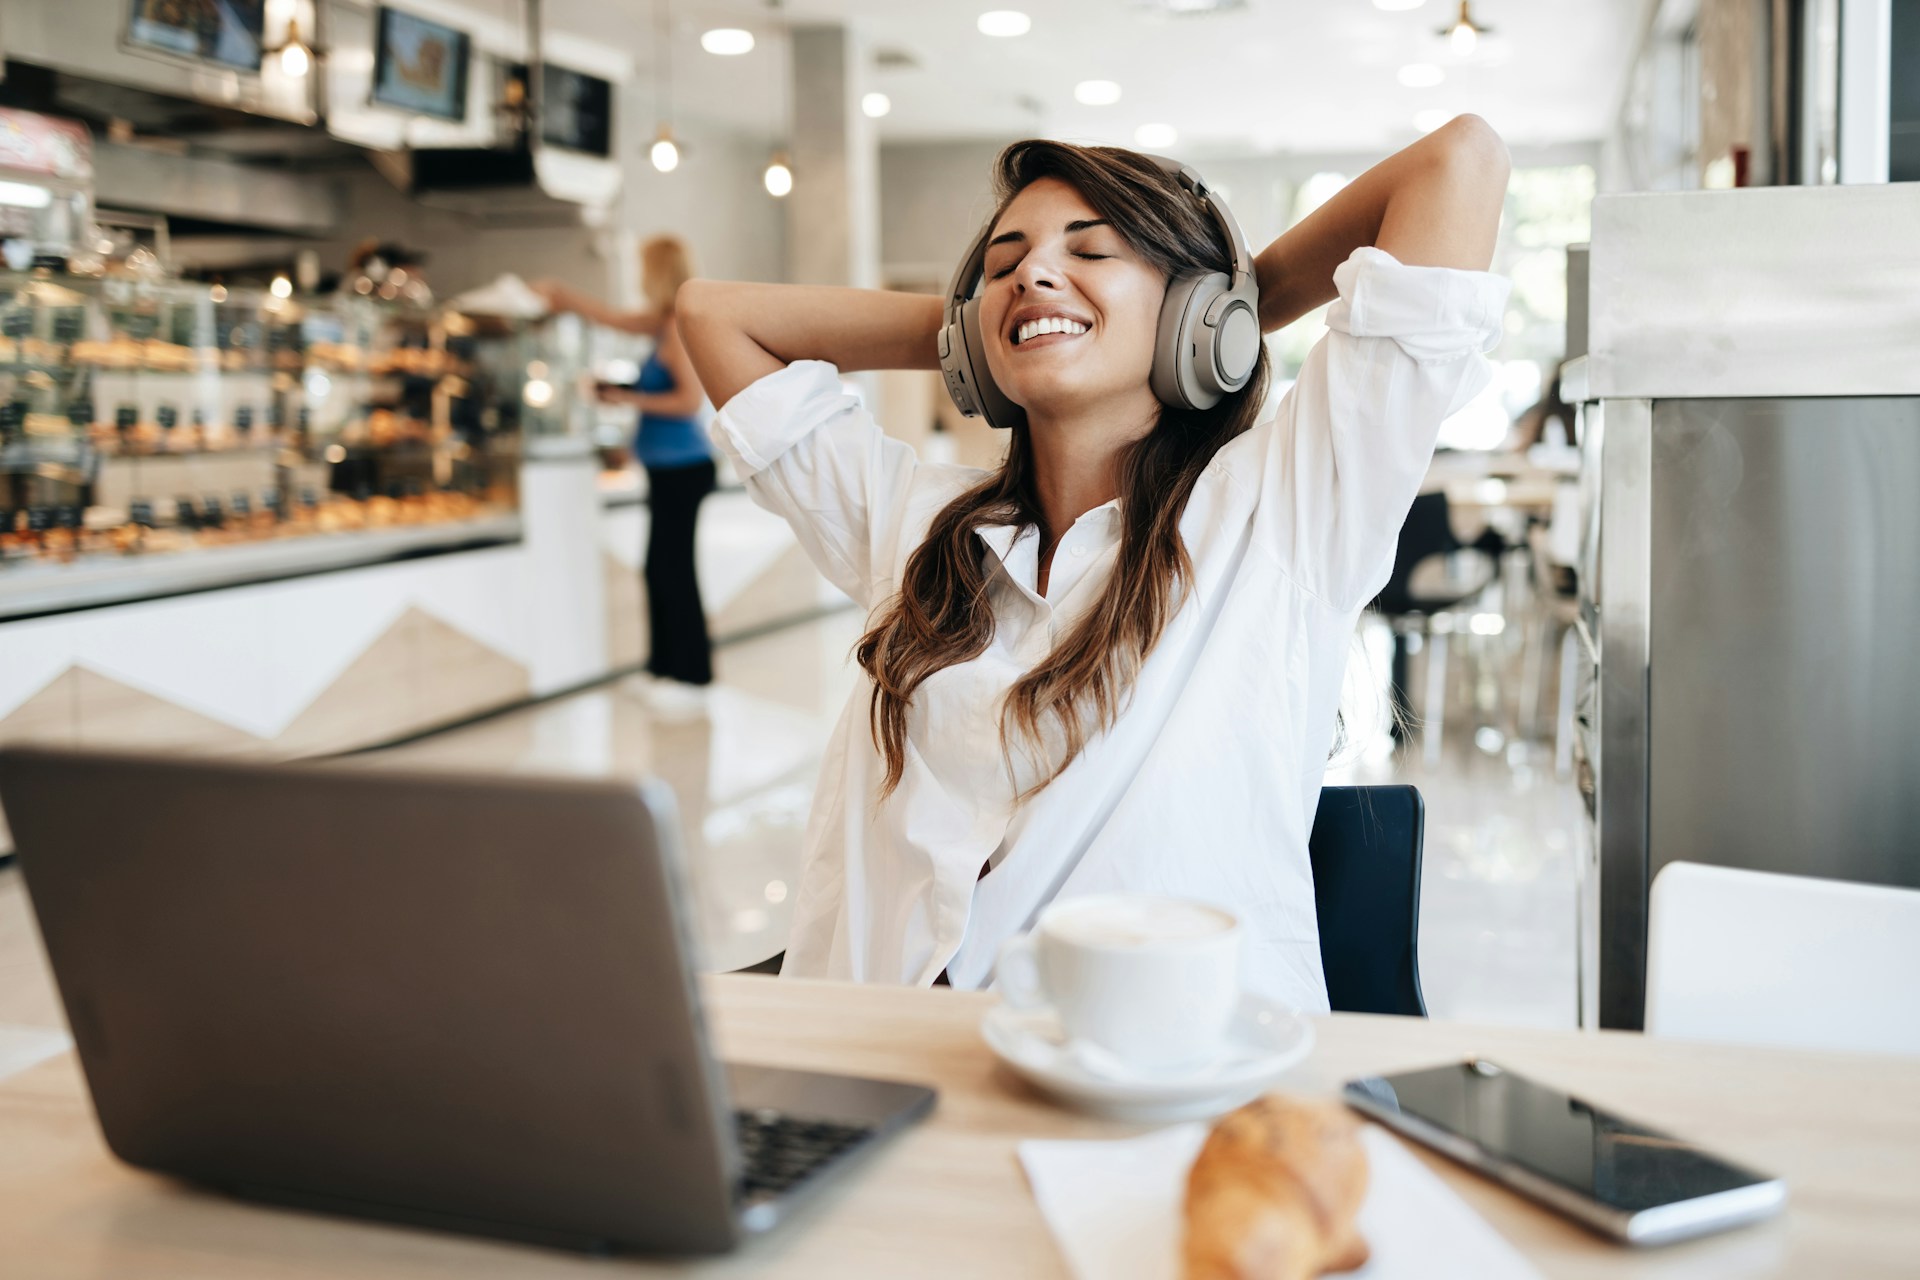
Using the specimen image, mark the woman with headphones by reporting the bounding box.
[679,117,1510,1009]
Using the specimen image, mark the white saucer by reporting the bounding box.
[980,993,1315,1123]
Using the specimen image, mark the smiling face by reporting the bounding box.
[977,177,1168,427]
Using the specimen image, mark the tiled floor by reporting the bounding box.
[370,610,870,975]
[371,601,1586,1028]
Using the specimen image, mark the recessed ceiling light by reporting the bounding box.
[977,10,1032,37]
[1413,109,1454,133]
[1074,79,1122,106]
[862,92,892,118]
[1134,122,1178,149]
[1373,0,1427,10]
[700,28,755,56]
[1398,63,1444,88]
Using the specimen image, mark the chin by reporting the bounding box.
[1001,369,1114,418]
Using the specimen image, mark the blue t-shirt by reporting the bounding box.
[632,348,711,470]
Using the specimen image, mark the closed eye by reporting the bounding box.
[989,252,1110,280]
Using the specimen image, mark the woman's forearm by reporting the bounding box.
[1253,115,1510,332]
[678,281,943,410]
[606,389,701,417]
[541,282,663,336]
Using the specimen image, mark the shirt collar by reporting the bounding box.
[975,499,1123,567]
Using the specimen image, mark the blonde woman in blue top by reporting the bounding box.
[539,236,716,690]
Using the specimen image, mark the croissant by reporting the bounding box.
[1183,1094,1371,1280]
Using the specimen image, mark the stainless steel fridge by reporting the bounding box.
[1563,184,1920,1029]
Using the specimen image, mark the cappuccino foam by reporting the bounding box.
[1045,896,1234,949]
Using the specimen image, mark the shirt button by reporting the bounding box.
[1071,545,1087,558]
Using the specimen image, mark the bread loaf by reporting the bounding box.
[1183,1094,1370,1280]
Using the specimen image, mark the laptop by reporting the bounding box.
[0,746,934,1254]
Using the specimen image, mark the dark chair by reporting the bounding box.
[1371,490,1496,764]
[1308,784,1427,1017]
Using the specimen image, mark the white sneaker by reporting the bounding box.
[642,678,711,721]
[618,672,659,699]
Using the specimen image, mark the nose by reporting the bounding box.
[1012,251,1063,294]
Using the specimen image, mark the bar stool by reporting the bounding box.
[1371,492,1496,766]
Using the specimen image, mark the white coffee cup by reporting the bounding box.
[995,892,1242,1073]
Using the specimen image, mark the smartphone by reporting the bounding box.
[1343,1060,1785,1245]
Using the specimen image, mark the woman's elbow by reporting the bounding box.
[1433,115,1511,194]
[676,278,730,328]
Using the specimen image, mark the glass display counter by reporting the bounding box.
[0,271,523,617]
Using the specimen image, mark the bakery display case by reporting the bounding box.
[0,270,524,617]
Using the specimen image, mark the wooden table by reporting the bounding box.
[2,976,1917,1278]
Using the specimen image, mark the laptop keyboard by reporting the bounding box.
[734,1108,877,1201]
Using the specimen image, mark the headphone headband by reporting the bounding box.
[944,158,1250,318]
[1149,156,1255,290]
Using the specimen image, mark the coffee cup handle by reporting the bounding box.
[995,934,1046,1010]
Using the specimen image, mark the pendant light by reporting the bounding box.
[651,128,682,172]
[764,151,793,196]
[1437,1,1492,57]
[762,20,792,198]
[267,8,318,80]
[650,0,681,172]
[276,20,313,77]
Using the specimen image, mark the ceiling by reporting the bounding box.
[540,0,1647,155]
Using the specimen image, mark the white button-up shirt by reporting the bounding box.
[709,247,1509,1011]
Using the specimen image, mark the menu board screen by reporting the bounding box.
[126,0,267,73]
[540,65,613,157]
[372,6,471,123]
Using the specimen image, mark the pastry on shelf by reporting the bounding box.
[1184,1095,1371,1280]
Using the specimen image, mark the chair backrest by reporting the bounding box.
[1646,861,1920,1056]
[1308,785,1427,1017]
[1374,491,1460,615]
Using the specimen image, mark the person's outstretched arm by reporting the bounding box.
[596,318,705,419]
[531,281,666,337]
[1254,115,1509,334]
[677,282,943,411]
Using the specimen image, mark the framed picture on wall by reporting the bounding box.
[371,6,472,123]
[125,0,267,73]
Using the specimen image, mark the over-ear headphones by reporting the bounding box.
[937,156,1262,431]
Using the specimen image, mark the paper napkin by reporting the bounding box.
[1019,1121,1542,1280]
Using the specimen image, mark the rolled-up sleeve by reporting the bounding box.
[1247,246,1510,610]
[708,359,918,607]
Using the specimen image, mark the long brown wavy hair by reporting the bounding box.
[857,140,1272,801]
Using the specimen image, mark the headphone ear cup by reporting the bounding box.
[959,296,1027,431]
[939,316,979,419]
[1207,291,1262,394]
[1151,272,1229,412]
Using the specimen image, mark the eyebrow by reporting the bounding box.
[985,218,1112,250]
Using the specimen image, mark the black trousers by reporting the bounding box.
[643,459,716,686]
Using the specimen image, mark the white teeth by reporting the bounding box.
[1014,317,1089,345]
